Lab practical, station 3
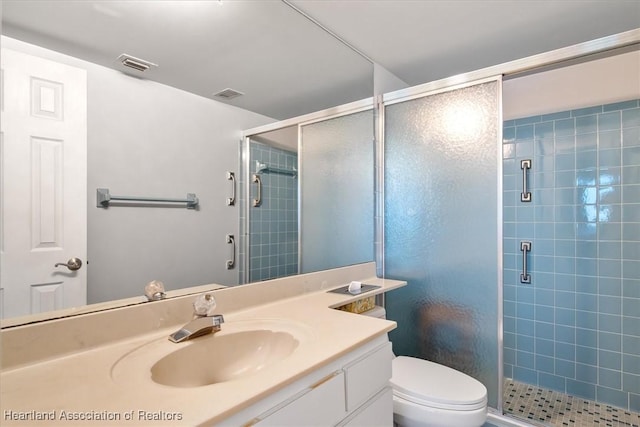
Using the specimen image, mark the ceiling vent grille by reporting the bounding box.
[213,88,244,100]
[117,54,158,72]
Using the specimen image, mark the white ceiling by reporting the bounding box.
[2,0,639,120]
[292,0,640,86]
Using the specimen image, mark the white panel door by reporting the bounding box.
[1,48,87,319]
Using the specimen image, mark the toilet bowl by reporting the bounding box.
[391,356,487,427]
[361,306,488,427]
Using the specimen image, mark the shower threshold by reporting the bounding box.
[503,379,640,427]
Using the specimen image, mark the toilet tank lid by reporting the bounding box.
[360,306,386,318]
[391,356,487,409]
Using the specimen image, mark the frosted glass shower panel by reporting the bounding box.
[384,81,501,407]
[300,110,374,273]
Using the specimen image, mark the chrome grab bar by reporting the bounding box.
[520,159,532,202]
[520,241,532,284]
[226,234,235,269]
[226,172,236,206]
[252,174,262,207]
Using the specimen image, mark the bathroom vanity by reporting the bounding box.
[0,263,405,426]
[222,334,393,426]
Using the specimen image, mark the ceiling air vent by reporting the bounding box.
[117,54,158,72]
[213,88,244,100]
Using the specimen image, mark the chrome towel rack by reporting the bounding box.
[96,188,199,209]
[255,161,297,178]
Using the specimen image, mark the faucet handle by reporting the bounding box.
[193,293,217,317]
[144,280,166,301]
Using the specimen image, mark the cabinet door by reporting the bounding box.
[343,341,393,411]
[339,387,393,427]
[257,371,346,426]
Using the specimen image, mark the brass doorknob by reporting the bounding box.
[54,257,83,271]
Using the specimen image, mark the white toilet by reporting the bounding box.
[362,306,488,427]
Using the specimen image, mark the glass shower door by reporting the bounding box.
[299,109,374,273]
[383,78,503,407]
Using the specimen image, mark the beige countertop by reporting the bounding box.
[0,275,405,426]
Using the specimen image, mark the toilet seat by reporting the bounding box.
[391,356,487,411]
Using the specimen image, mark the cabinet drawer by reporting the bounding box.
[338,387,393,427]
[343,341,393,412]
[256,370,346,426]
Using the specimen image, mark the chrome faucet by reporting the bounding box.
[169,294,224,343]
[168,314,224,343]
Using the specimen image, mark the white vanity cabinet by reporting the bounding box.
[340,336,394,427]
[255,370,347,426]
[338,388,393,427]
[219,335,393,427]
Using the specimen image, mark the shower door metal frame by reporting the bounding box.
[241,97,374,284]
[382,30,639,106]
[377,75,505,411]
[296,104,375,274]
[374,28,640,421]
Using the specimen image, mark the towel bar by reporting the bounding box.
[96,188,198,209]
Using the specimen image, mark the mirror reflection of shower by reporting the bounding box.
[249,134,300,282]
[241,104,375,285]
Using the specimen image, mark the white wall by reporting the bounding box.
[374,63,409,95]
[2,37,274,303]
[503,50,640,120]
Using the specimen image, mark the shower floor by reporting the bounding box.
[503,379,640,427]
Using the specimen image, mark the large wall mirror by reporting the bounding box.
[0,1,374,324]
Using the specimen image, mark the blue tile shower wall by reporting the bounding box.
[503,100,640,412]
[249,142,298,282]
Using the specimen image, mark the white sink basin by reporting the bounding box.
[111,319,312,388]
[152,329,298,387]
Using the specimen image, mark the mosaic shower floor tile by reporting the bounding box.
[503,380,640,427]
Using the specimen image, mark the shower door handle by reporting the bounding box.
[226,171,236,206]
[252,174,262,207]
[520,241,532,284]
[521,159,532,202]
[226,234,235,269]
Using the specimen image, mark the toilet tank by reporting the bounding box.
[361,306,386,319]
